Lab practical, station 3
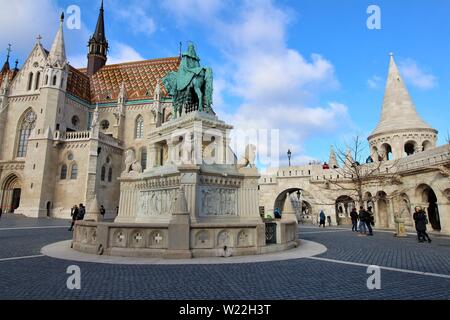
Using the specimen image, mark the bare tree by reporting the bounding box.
[324,136,403,207]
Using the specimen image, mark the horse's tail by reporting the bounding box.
[204,68,213,109]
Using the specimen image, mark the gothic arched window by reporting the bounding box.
[16,110,37,158]
[60,164,68,180]
[135,115,144,139]
[27,72,34,91]
[52,75,57,86]
[108,167,113,182]
[70,164,78,180]
[101,166,106,181]
[35,72,41,90]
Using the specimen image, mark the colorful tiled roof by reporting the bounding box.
[66,57,180,104]
[0,69,18,87]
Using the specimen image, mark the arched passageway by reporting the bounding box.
[417,185,441,231]
[377,191,389,228]
[335,195,355,225]
[0,174,22,214]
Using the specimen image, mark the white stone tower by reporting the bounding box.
[368,53,438,161]
[16,13,68,217]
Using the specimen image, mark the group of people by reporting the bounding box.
[68,204,85,231]
[68,204,107,231]
[350,206,374,236]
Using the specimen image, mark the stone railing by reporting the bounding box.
[65,131,92,141]
[397,145,450,173]
[99,132,124,148]
[53,130,123,149]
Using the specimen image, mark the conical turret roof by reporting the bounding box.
[370,54,434,137]
[48,13,66,67]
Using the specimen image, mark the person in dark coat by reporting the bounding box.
[68,205,79,231]
[319,210,326,228]
[350,208,358,232]
[361,206,374,236]
[413,206,432,243]
[358,207,367,235]
[78,203,86,221]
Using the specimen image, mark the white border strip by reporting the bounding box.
[0,255,44,262]
[306,256,450,279]
[0,226,68,231]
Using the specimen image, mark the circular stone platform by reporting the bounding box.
[41,240,327,265]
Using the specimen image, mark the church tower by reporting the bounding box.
[87,0,108,76]
[16,14,68,217]
[368,54,438,161]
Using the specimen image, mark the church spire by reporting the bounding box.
[370,53,433,137]
[1,44,11,74]
[87,0,109,76]
[47,12,67,68]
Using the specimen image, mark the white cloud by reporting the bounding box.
[0,0,60,53]
[108,42,145,65]
[398,59,437,90]
[368,76,382,89]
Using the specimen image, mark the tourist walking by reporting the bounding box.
[413,206,432,243]
[327,215,332,227]
[358,207,367,235]
[68,205,79,231]
[361,206,374,236]
[319,210,326,228]
[350,207,358,232]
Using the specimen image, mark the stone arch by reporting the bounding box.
[404,140,418,156]
[335,195,355,225]
[273,188,315,219]
[237,230,252,247]
[364,192,375,212]
[0,173,22,214]
[376,191,389,228]
[416,184,441,231]
[380,143,393,161]
[217,230,233,248]
[422,140,433,151]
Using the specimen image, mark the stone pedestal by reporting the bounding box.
[394,218,407,237]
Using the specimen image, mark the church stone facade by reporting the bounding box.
[259,54,450,235]
[0,5,178,218]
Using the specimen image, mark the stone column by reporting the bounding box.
[148,144,159,169]
[84,196,102,222]
[437,203,450,235]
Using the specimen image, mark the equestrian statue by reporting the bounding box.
[162,43,213,119]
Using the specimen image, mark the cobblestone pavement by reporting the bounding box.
[0,215,449,300]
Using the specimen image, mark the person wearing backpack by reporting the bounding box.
[413,206,431,243]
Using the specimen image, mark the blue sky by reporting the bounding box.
[1,0,449,166]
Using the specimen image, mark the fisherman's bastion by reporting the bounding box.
[0,1,449,245]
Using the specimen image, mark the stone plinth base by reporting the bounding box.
[72,219,298,259]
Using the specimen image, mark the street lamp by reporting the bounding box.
[287,149,292,167]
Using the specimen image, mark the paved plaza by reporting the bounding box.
[0,214,449,300]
